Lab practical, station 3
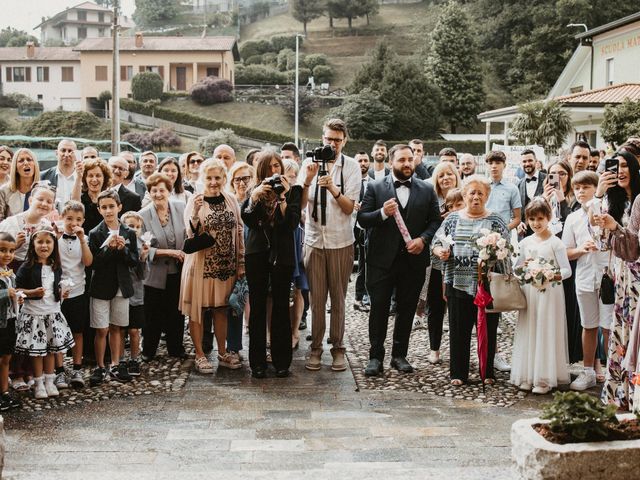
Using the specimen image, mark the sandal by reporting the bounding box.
[195,356,214,374]
[12,379,29,392]
[450,379,464,386]
[218,353,242,370]
[483,378,496,385]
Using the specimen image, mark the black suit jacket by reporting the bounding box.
[368,166,390,179]
[88,221,139,299]
[357,176,441,273]
[117,184,142,216]
[40,166,59,187]
[518,171,546,222]
[414,162,429,180]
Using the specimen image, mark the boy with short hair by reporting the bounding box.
[562,170,612,390]
[56,201,93,389]
[120,211,149,376]
[87,190,138,386]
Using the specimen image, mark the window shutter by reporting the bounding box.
[121,65,126,80]
[25,67,31,82]
[44,67,49,82]
[158,66,164,80]
[6,67,11,82]
[139,66,145,73]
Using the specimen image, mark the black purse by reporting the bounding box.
[600,251,615,305]
[182,233,215,254]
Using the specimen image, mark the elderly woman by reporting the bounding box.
[142,157,192,207]
[593,148,640,410]
[432,175,511,386]
[416,161,462,364]
[183,151,205,193]
[0,146,13,186]
[180,159,244,373]
[80,158,113,234]
[138,173,187,360]
[0,148,41,221]
[241,151,302,378]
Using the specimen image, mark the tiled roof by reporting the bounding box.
[555,83,640,104]
[74,36,238,52]
[0,47,79,62]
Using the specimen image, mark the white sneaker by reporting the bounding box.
[44,374,59,397]
[412,316,426,330]
[570,371,597,391]
[494,354,511,372]
[532,385,551,395]
[34,378,47,399]
[519,382,532,391]
[428,350,442,364]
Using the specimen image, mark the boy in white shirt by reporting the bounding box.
[562,171,612,390]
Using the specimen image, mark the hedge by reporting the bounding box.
[120,98,292,144]
[344,139,488,156]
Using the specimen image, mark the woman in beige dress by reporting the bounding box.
[180,159,245,373]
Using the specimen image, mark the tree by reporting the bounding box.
[510,101,573,155]
[282,90,314,123]
[601,100,640,146]
[291,0,325,35]
[328,89,392,139]
[133,0,180,25]
[123,128,181,151]
[198,129,240,156]
[427,2,485,133]
[0,27,38,47]
[190,77,233,105]
[97,90,112,119]
[95,0,114,7]
[131,72,163,102]
[327,0,370,34]
[349,40,396,94]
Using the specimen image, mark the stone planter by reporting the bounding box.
[512,414,640,479]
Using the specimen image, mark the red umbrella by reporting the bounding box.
[474,268,492,390]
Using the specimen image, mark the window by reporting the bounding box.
[120,65,133,81]
[569,85,583,94]
[77,10,87,21]
[206,67,219,77]
[98,12,104,22]
[12,67,26,82]
[95,65,108,81]
[140,65,164,79]
[37,94,43,102]
[61,67,74,82]
[98,28,105,37]
[36,66,49,82]
[78,27,87,40]
[606,58,614,86]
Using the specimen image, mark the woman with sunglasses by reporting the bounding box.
[0,148,41,222]
[183,152,205,193]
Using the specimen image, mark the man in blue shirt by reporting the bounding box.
[486,150,521,231]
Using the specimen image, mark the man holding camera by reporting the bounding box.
[299,118,361,372]
[357,144,441,376]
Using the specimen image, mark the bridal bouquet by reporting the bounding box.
[474,228,514,275]
[514,257,561,292]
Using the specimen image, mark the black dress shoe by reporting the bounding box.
[299,320,307,330]
[390,357,414,373]
[364,359,383,377]
[275,369,290,378]
[252,368,267,379]
[306,334,312,341]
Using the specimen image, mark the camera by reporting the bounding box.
[306,145,336,163]
[264,174,285,195]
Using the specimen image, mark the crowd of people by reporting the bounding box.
[0,119,637,415]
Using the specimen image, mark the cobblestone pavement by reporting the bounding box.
[2,276,559,479]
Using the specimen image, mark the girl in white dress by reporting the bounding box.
[511,197,572,394]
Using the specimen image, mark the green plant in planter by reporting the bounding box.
[541,391,619,441]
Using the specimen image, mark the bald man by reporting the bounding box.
[40,138,83,207]
[108,156,142,215]
[213,144,236,171]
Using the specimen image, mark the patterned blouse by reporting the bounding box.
[203,195,237,281]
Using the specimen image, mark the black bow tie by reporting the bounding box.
[394,180,411,189]
[62,234,77,240]
[526,177,537,183]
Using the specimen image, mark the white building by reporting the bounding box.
[0,43,82,111]
[478,11,640,151]
[35,1,134,46]
[193,0,235,13]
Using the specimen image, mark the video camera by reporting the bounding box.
[306,145,336,164]
[305,145,337,226]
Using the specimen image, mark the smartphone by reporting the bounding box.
[548,173,559,190]
[605,158,619,176]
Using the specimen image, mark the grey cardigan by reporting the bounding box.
[139,200,186,289]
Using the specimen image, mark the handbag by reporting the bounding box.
[600,250,615,305]
[182,232,215,254]
[486,271,527,312]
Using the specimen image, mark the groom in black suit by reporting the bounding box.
[357,144,441,376]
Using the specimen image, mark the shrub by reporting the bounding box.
[271,35,299,52]
[304,53,328,71]
[286,68,312,85]
[198,129,240,156]
[0,93,41,109]
[123,127,181,151]
[262,52,277,67]
[276,48,295,72]
[312,65,334,84]
[0,118,9,135]
[123,131,153,151]
[235,65,288,85]
[190,77,233,105]
[25,111,103,138]
[131,72,164,102]
[329,89,392,139]
[239,39,271,59]
[282,90,313,123]
[245,54,264,65]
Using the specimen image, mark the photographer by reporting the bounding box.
[299,118,361,372]
[241,151,302,379]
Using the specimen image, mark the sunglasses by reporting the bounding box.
[189,158,204,165]
[233,176,251,184]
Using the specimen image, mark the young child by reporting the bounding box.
[120,211,149,376]
[55,201,93,389]
[444,188,465,214]
[562,171,612,390]
[87,190,138,386]
[15,228,75,399]
[0,232,22,410]
[511,197,572,394]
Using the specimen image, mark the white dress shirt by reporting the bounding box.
[525,170,540,201]
[58,234,86,298]
[55,167,77,206]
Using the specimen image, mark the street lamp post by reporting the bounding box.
[111,0,121,155]
[294,33,304,149]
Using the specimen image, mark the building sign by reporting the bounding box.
[599,32,640,57]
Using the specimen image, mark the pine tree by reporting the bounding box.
[291,0,325,36]
[349,40,397,94]
[426,2,485,133]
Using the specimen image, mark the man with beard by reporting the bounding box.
[368,140,389,180]
[353,151,371,312]
[568,140,591,173]
[459,153,477,179]
[357,144,441,376]
[120,151,146,198]
[588,149,600,172]
[517,149,546,238]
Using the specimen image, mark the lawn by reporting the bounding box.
[162,98,331,141]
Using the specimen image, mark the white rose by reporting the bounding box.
[479,250,490,261]
[496,250,507,260]
[497,238,507,249]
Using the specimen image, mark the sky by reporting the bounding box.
[0,0,136,35]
